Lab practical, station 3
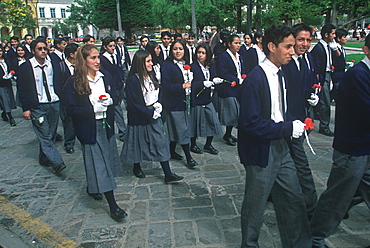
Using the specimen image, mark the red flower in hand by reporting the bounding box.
[351,59,355,62]
[331,65,335,70]
[312,84,322,90]
[230,81,237,87]
[9,70,16,74]
[304,118,314,130]
[184,65,191,70]
[99,94,107,100]
[241,74,247,79]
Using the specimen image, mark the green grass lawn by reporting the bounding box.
[346,53,365,64]
[344,41,364,49]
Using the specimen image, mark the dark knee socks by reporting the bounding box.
[205,136,213,147]
[225,126,233,137]
[170,141,177,155]
[190,137,197,147]
[160,161,172,176]
[181,144,192,161]
[104,190,119,212]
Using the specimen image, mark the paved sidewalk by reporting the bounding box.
[0,103,369,248]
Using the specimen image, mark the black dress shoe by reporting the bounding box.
[223,135,236,146]
[190,145,203,154]
[65,147,74,154]
[110,207,127,222]
[133,168,146,178]
[319,129,334,137]
[164,173,184,183]
[171,152,183,160]
[203,145,218,155]
[230,135,238,142]
[86,187,103,200]
[54,163,66,173]
[1,111,8,121]
[40,161,52,167]
[9,118,16,126]
[186,158,198,168]
[312,245,329,248]
[56,133,63,141]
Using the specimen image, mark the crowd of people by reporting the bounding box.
[0,23,369,247]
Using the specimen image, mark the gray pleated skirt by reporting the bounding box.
[216,96,239,126]
[0,86,16,112]
[120,118,170,163]
[165,110,190,144]
[190,103,223,138]
[82,120,117,194]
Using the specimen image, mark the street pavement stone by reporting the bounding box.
[0,91,369,248]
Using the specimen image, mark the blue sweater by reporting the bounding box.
[333,61,370,156]
[190,62,216,106]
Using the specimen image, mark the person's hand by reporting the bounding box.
[292,120,305,138]
[22,110,31,120]
[94,102,107,113]
[152,111,161,119]
[153,102,162,114]
[328,41,338,51]
[212,77,223,85]
[203,81,214,88]
[182,82,191,89]
[307,93,319,106]
[346,62,354,67]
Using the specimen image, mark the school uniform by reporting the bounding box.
[24,44,34,59]
[6,47,18,71]
[65,70,121,192]
[49,50,64,69]
[100,51,126,141]
[17,58,64,169]
[237,59,311,248]
[190,61,222,138]
[0,59,16,113]
[161,60,190,144]
[186,44,196,64]
[241,46,258,74]
[120,75,170,163]
[331,44,346,100]
[214,49,246,126]
[159,44,170,62]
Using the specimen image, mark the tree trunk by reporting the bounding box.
[331,3,338,26]
[325,8,331,24]
[255,2,262,31]
[237,3,242,33]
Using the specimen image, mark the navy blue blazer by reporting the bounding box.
[17,60,58,111]
[125,75,156,126]
[0,59,12,88]
[190,62,216,106]
[161,61,188,111]
[332,47,346,84]
[244,47,258,74]
[159,46,170,63]
[64,69,118,144]
[311,42,329,83]
[215,51,246,98]
[333,61,370,156]
[6,47,18,71]
[53,60,72,104]
[48,52,63,71]
[115,44,131,68]
[100,54,125,90]
[237,65,294,168]
[24,45,34,59]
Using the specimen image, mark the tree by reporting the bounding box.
[53,20,79,36]
[0,0,37,34]
[67,0,101,36]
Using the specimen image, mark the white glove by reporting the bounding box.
[307,93,319,106]
[153,102,162,114]
[94,102,107,113]
[292,120,305,138]
[3,73,13,80]
[203,81,214,88]
[152,110,161,119]
[99,93,113,106]
[212,77,223,85]
[346,62,354,67]
[328,41,338,51]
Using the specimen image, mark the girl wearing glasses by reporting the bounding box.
[64,44,126,222]
[120,49,183,183]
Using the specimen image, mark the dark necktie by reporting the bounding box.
[39,65,51,102]
[165,49,168,57]
[111,54,115,65]
[277,69,286,121]
[62,53,65,60]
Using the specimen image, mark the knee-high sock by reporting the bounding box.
[160,161,172,176]
[190,137,197,147]
[104,190,119,212]
[225,126,233,137]
[133,163,141,173]
[170,141,177,155]
[181,144,192,161]
[205,136,213,147]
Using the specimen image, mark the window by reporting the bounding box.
[39,7,45,18]
[50,8,55,18]
[61,8,66,18]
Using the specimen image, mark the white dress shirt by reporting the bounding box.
[226,49,242,83]
[88,71,107,119]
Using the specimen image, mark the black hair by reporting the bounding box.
[335,29,348,41]
[128,49,159,92]
[320,24,336,39]
[188,32,196,38]
[116,36,124,42]
[161,31,172,39]
[174,33,182,39]
[262,25,293,56]
[146,41,160,64]
[30,39,47,51]
[365,34,370,48]
[101,37,115,52]
[24,34,33,39]
[166,39,190,64]
[83,35,94,43]
[53,38,65,46]
[10,36,19,41]
[292,23,312,37]
[195,43,213,67]
[140,35,149,42]
[243,33,253,40]
[253,31,263,44]
[65,43,79,59]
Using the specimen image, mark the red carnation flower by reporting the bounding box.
[230,81,237,87]
[99,94,107,100]
[304,118,314,130]
[9,70,16,75]
[351,59,355,62]
[184,65,191,70]
[331,65,335,70]
[312,84,322,90]
[241,74,247,79]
